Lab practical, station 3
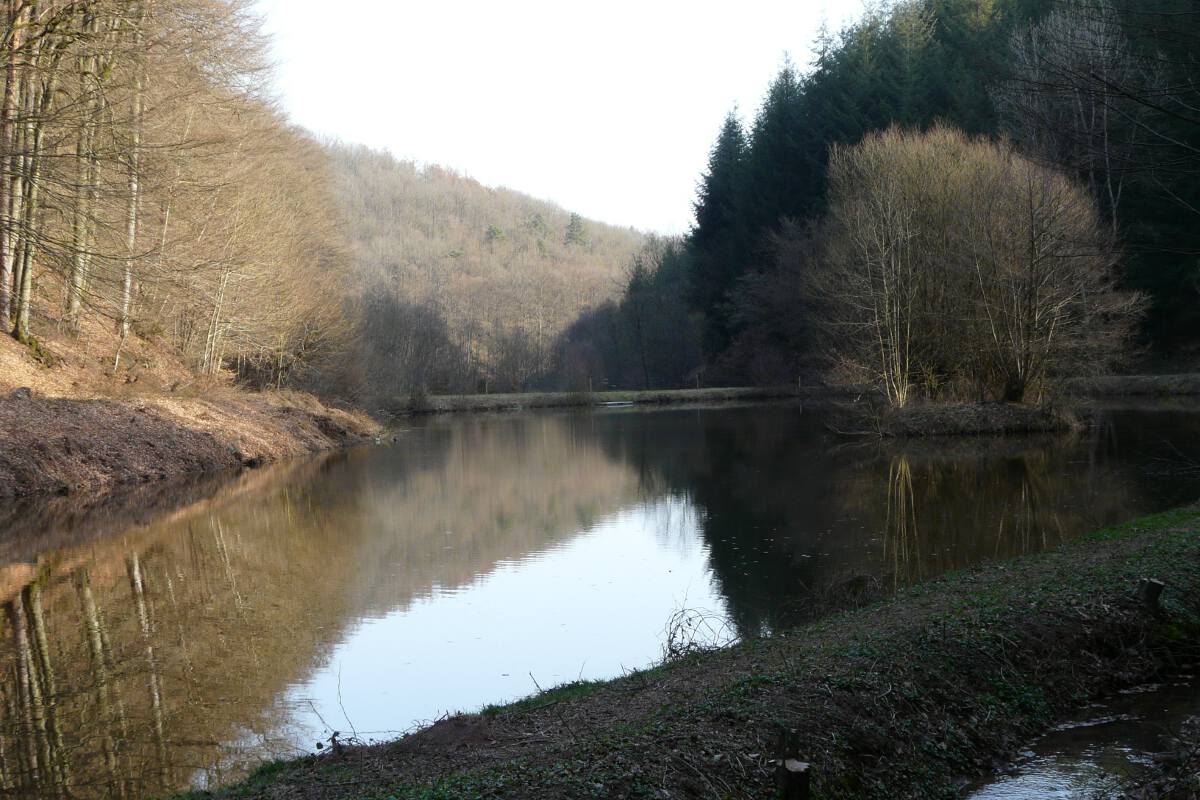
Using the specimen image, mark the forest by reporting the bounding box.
[562,0,1200,400]
[0,0,350,383]
[323,143,643,405]
[2,0,1197,408]
[0,0,642,410]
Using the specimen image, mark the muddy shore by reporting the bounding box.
[0,388,377,499]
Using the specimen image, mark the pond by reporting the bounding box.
[1,401,1199,797]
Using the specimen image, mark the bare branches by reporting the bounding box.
[0,0,352,387]
[804,126,1143,407]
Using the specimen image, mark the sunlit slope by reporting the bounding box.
[327,143,644,349]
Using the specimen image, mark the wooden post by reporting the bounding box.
[1138,578,1165,614]
[772,727,811,799]
[774,758,810,799]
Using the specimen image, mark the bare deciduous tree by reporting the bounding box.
[806,125,1143,406]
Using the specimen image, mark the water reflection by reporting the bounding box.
[1,403,1199,797]
[967,676,1200,799]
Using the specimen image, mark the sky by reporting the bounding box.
[254,1,866,235]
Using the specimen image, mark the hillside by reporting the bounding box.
[326,143,645,393]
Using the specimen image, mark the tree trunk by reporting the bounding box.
[116,1,148,369]
[0,0,28,332]
[67,12,104,328]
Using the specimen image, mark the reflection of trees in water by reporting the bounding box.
[2,506,320,798]
[347,415,642,615]
[1,406,1193,798]
[877,437,1138,588]
[0,418,643,799]
[885,456,920,588]
[580,406,1160,638]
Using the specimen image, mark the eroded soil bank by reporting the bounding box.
[0,318,380,499]
[877,402,1081,437]
[184,507,1200,800]
[0,389,377,499]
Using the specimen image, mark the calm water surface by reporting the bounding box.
[2,402,1200,797]
[967,674,1200,799]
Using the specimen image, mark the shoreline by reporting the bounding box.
[3,377,1190,502]
[1066,374,1200,397]
[389,386,824,416]
[0,388,379,501]
[6,373,1199,506]
[181,505,1200,800]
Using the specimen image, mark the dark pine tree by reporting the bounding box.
[741,64,823,240]
[688,111,749,356]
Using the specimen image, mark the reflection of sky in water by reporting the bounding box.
[282,496,720,749]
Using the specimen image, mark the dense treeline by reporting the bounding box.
[555,238,701,391]
[568,0,1199,398]
[0,0,349,387]
[7,0,1192,405]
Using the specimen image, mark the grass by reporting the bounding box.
[380,386,861,416]
[175,505,1200,800]
[480,679,607,717]
[1065,373,1200,396]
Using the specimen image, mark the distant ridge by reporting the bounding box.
[326,142,645,353]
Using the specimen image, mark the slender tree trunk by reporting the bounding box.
[15,98,53,341]
[10,62,33,339]
[116,1,148,369]
[0,0,28,332]
[67,12,103,328]
[14,11,65,343]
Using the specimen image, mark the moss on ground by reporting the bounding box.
[177,506,1200,800]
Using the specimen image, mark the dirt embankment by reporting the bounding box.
[0,390,376,499]
[1067,374,1200,397]
[0,328,378,500]
[878,401,1082,437]
[826,400,1082,437]
[189,507,1200,800]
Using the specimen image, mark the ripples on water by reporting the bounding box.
[2,402,1199,797]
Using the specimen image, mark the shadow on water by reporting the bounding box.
[589,403,1200,634]
[1,402,1199,797]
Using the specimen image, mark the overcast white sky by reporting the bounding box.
[254,1,865,235]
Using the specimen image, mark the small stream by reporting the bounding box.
[967,675,1200,799]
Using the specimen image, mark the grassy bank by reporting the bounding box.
[876,402,1081,437]
[1066,374,1200,397]
[387,386,860,416]
[185,506,1200,800]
